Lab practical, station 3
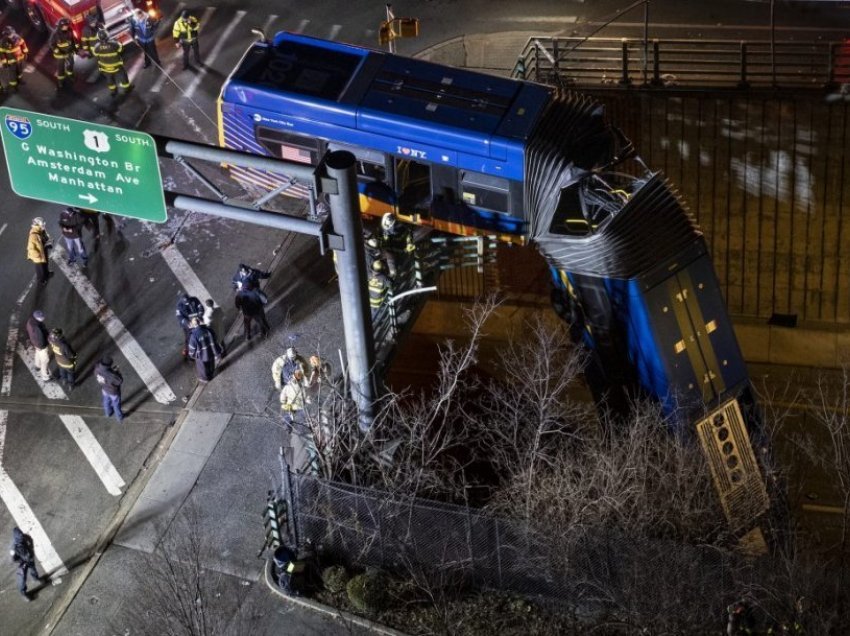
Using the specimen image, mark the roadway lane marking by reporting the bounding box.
[0,410,68,576]
[58,415,125,496]
[0,222,7,237]
[1,278,35,398]
[296,19,310,33]
[261,15,278,35]
[141,224,218,307]
[51,254,177,405]
[16,344,68,401]
[328,24,342,40]
[184,10,246,99]
[152,5,213,93]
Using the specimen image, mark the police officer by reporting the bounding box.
[48,328,76,390]
[93,29,132,96]
[232,263,270,291]
[176,294,204,359]
[172,9,201,70]
[80,12,102,58]
[187,317,222,383]
[0,26,27,91]
[48,18,76,88]
[130,8,160,68]
[10,527,45,601]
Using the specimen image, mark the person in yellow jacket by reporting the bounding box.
[172,9,201,70]
[47,18,76,88]
[0,26,28,90]
[92,29,132,96]
[26,218,53,285]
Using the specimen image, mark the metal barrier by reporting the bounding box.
[513,36,850,89]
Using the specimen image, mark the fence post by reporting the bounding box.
[651,39,661,86]
[738,41,749,89]
[494,518,503,588]
[534,44,540,83]
[826,41,837,90]
[619,38,631,86]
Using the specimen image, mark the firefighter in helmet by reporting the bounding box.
[93,29,132,96]
[80,11,103,57]
[0,27,28,91]
[48,18,76,88]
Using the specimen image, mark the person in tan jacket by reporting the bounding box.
[26,218,52,284]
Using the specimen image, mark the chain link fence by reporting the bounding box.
[280,466,777,626]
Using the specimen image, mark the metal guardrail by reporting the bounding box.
[513,36,850,89]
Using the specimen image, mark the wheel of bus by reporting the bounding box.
[25,3,46,32]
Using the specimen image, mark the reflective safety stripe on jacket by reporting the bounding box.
[81,26,99,52]
[50,34,75,58]
[6,36,27,63]
[368,274,389,308]
[172,16,200,42]
[93,41,124,72]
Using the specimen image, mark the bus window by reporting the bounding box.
[395,159,432,213]
[460,171,510,214]
[257,127,321,165]
[327,142,388,182]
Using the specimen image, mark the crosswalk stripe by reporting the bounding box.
[51,254,177,405]
[1,278,35,398]
[185,10,246,99]
[152,5,213,93]
[141,225,218,308]
[261,14,278,36]
[16,344,68,401]
[328,24,342,40]
[58,415,125,496]
[0,410,68,576]
[296,19,310,33]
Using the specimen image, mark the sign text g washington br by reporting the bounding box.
[0,107,166,222]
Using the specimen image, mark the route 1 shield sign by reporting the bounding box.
[0,107,167,222]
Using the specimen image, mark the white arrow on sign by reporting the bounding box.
[78,193,98,204]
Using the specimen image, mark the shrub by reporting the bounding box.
[322,565,350,595]
[346,570,388,614]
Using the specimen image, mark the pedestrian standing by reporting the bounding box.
[203,299,226,356]
[231,263,270,291]
[26,310,51,382]
[235,284,270,341]
[172,10,201,70]
[95,356,124,422]
[59,207,88,266]
[10,527,44,602]
[176,294,204,359]
[80,209,101,242]
[48,18,76,88]
[187,317,222,383]
[130,9,161,68]
[80,11,101,58]
[48,328,76,390]
[280,369,310,427]
[272,347,307,390]
[1,26,28,89]
[93,29,132,96]
[26,218,52,285]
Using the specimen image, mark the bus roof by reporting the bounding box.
[223,32,551,163]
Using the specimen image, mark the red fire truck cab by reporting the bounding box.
[16,0,159,45]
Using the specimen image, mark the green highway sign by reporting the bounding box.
[0,107,166,222]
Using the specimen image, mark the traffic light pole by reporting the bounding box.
[159,139,376,430]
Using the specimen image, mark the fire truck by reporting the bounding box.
[7,0,159,45]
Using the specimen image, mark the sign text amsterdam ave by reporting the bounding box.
[0,107,166,222]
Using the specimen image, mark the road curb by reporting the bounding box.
[262,557,409,636]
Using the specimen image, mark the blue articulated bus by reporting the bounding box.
[219,32,774,538]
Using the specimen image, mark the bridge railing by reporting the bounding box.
[513,36,850,89]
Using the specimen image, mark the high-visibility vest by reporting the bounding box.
[93,40,124,73]
[172,16,200,43]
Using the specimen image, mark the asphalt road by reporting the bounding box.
[0,0,847,633]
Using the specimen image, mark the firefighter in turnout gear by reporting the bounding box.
[80,12,102,57]
[48,18,76,88]
[1,27,28,91]
[93,29,132,96]
[368,259,391,319]
[172,9,201,70]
